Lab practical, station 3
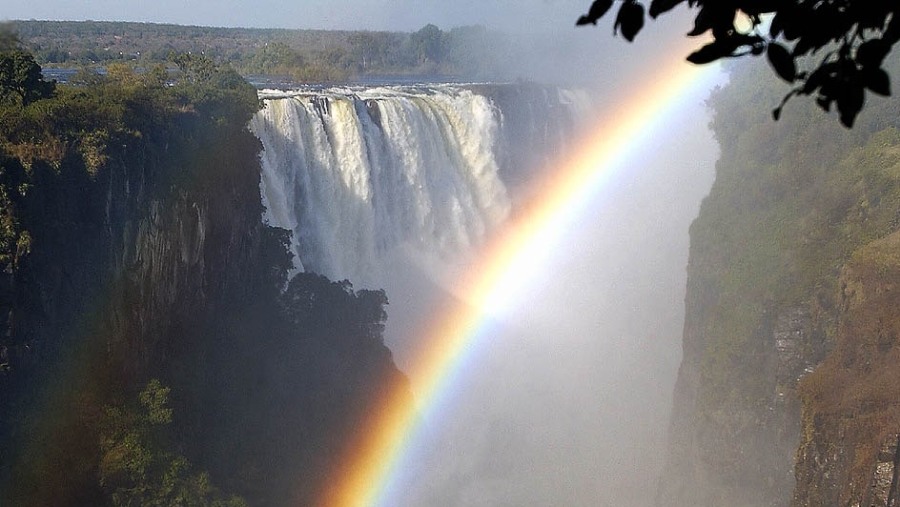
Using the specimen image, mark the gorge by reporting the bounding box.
[0,54,717,505]
[3,40,900,507]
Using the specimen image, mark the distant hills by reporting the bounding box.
[10,19,520,83]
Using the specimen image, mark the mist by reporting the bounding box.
[370,84,720,505]
[6,1,726,504]
[244,5,726,504]
[4,0,697,88]
[339,10,724,505]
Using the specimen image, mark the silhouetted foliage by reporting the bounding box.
[0,49,55,107]
[280,273,389,348]
[577,0,898,127]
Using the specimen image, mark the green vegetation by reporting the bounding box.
[11,20,514,83]
[0,44,409,507]
[662,51,900,506]
[0,43,261,506]
[690,56,900,411]
[0,47,55,106]
[99,380,246,507]
[0,45,257,167]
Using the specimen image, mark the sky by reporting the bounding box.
[2,0,599,33]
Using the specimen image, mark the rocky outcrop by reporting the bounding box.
[0,88,281,504]
[794,231,900,506]
[658,302,824,507]
[657,57,900,507]
[0,76,409,506]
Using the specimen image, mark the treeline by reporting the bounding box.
[12,20,514,82]
[0,43,410,506]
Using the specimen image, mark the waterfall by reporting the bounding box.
[250,84,588,291]
[248,82,718,507]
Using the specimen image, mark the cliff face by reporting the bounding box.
[658,58,900,507]
[0,89,264,504]
[794,231,900,506]
[0,64,408,506]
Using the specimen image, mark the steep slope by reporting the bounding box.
[794,230,900,506]
[0,60,409,506]
[659,58,900,506]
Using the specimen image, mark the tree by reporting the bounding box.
[172,52,219,84]
[99,379,247,507]
[0,49,55,106]
[0,27,54,105]
[577,0,898,127]
[410,24,447,67]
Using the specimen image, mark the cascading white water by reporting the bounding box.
[248,82,718,507]
[250,82,589,368]
[250,85,553,290]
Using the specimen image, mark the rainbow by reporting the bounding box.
[321,51,724,507]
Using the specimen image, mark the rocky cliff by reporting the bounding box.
[793,229,900,506]
[658,58,900,506]
[0,58,408,506]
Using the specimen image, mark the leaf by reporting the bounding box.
[772,89,799,121]
[836,84,865,128]
[686,40,733,64]
[576,0,615,25]
[863,68,891,96]
[779,5,804,40]
[614,1,646,42]
[649,0,683,19]
[801,62,836,95]
[854,3,889,30]
[767,42,796,82]
[856,39,891,69]
[729,32,763,48]
[768,12,783,38]
[687,7,713,36]
[887,13,900,42]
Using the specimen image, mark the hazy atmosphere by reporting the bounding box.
[4,0,614,32]
[1,1,725,506]
[2,0,696,88]
[5,1,895,507]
